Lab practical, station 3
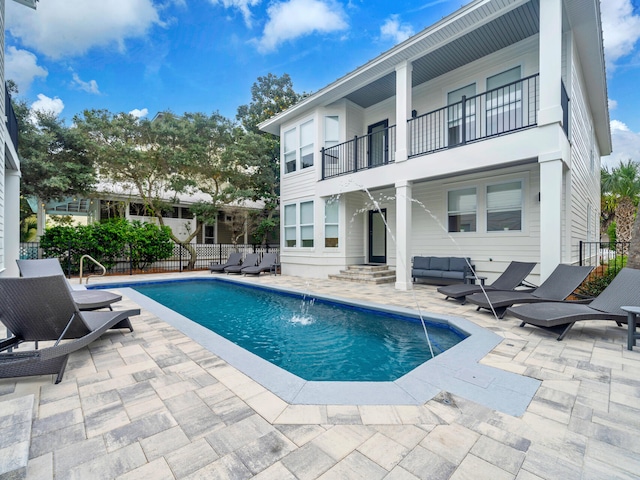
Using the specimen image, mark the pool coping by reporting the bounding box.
[101,276,540,416]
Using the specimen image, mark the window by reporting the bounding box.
[447,84,476,146]
[300,120,314,169]
[486,67,522,135]
[325,201,339,247]
[448,188,477,232]
[204,225,215,244]
[300,201,314,247]
[324,116,339,148]
[284,204,296,247]
[284,128,297,174]
[486,181,522,231]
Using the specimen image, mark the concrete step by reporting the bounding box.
[329,264,396,284]
[328,273,396,284]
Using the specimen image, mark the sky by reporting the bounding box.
[4,0,640,169]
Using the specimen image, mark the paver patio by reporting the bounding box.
[1,271,639,479]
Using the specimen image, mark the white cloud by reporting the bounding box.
[600,0,640,70]
[608,98,618,111]
[5,46,47,93]
[210,0,261,28]
[6,0,163,59]
[30,94,65,118]
[601,119,640,169]
[129,108,149,118]
[71,73,100,94]
[380,15,414,44]
[257,0,348,53]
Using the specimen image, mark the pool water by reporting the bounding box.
[131,280,466,382]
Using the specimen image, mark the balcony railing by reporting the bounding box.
[5,84,18,151]
[322,125,396,180]
[409,74,539,157]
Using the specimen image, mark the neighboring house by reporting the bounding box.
[0,0,35,277]
[259,0,610,289]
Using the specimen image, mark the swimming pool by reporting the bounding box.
[128,279,466,382]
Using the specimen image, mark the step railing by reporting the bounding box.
[78,254,107,284]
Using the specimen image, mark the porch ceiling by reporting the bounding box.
[345,0,540,109]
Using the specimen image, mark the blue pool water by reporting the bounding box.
[125,280,466,382]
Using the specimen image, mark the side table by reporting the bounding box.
[621,306,640,351]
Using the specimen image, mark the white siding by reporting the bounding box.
[0,0,5,271]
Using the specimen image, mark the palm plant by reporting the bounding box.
[601,161,640,244]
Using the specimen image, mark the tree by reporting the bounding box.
[233,74,304,244]
[601,160,640,244]
[75,109,237,269]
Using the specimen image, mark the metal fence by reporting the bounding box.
[579,241,629,274]
[19,242,280,277]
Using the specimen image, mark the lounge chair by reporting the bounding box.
[242,253,278,276]
[224,253,260,274]
[17,258,122,311]
[465,264,594,318]
[210,252,243,273]
[0,275,139,383]
[507,267,640,341]
[437,261,536,304]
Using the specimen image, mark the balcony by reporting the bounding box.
[322,74,543,180]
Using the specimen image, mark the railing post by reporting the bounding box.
[353,135,359,172]
[321,147,325,180]
[461,95,467,145]
[129,243,133,275]
[579,240,583,266]
[67,241,72,278]
[179,243,183,272]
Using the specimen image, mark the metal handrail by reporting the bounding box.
[78,254,107,284]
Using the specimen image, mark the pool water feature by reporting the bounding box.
[129,279,466,382]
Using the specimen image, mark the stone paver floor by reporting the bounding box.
[1,271,640,479]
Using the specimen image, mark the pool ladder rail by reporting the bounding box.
[78,254,107,285]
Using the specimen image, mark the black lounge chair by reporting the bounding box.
[437,261,537,304]
[224,253,260,274]
[210,252,243,273]
[507,267,640,341]
[17,258,122,311]
[465,264,594,319]
[0,275,139,383]
[242,253,278,276]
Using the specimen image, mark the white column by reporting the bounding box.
[395,179,413,290]
[4,169,20,277]
[538,0,563,127]
[539,157,563,280]
[395,61,413,163]
[36,197,46,238]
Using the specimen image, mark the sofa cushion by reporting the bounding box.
[412,256,430,269]
[442,271,466,280]
[449,257,470,272]
[430,257,450,271]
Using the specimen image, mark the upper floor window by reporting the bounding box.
[486,66,522,135]
[486,180,522,231]
[300,120,314,169]
[324,116,339,148]
[283,119,315,174]
[448,187,477,232]
[284,129,297,174]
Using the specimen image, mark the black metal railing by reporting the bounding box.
[579,241,629,274]
[321,125,396,179]
[409,74,539,157]
[5,84,18,151]
[561,80,569,138]
[19,242,280,276]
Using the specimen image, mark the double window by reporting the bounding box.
[448,180,523,233]
[283,119,315,174]
[284,201,314,248]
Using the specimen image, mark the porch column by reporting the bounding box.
[395,179,413,290]
[36,197,46,238]
[539,157,564,280]
[4,169,21,277]
[538,0,563,127]
[395,61,412,163]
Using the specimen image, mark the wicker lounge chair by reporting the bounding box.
[437,261,536,304]
[0,275,139,383]
[507,267,640,341]
[210,252,243,273]
[242,253,278,276]
[465,264,594,318]
[224,253,260,274]
[17,258,122,311]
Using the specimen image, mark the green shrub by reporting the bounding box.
[576,268,619,298]
[607,221,617,245]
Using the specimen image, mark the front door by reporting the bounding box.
[368,209,387,264]
[367,120,388,167]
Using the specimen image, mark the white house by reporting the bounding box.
[259,0,610,289]
[0,0,35,277]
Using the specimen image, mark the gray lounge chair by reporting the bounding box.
[17,258,122,311]
[210,252,243,273]
[224,253,260,274]
[242,253,278,276]
[437,261,536,304]
[507,267,640,341]
[0,275,139,383]
[465,264,594,318]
